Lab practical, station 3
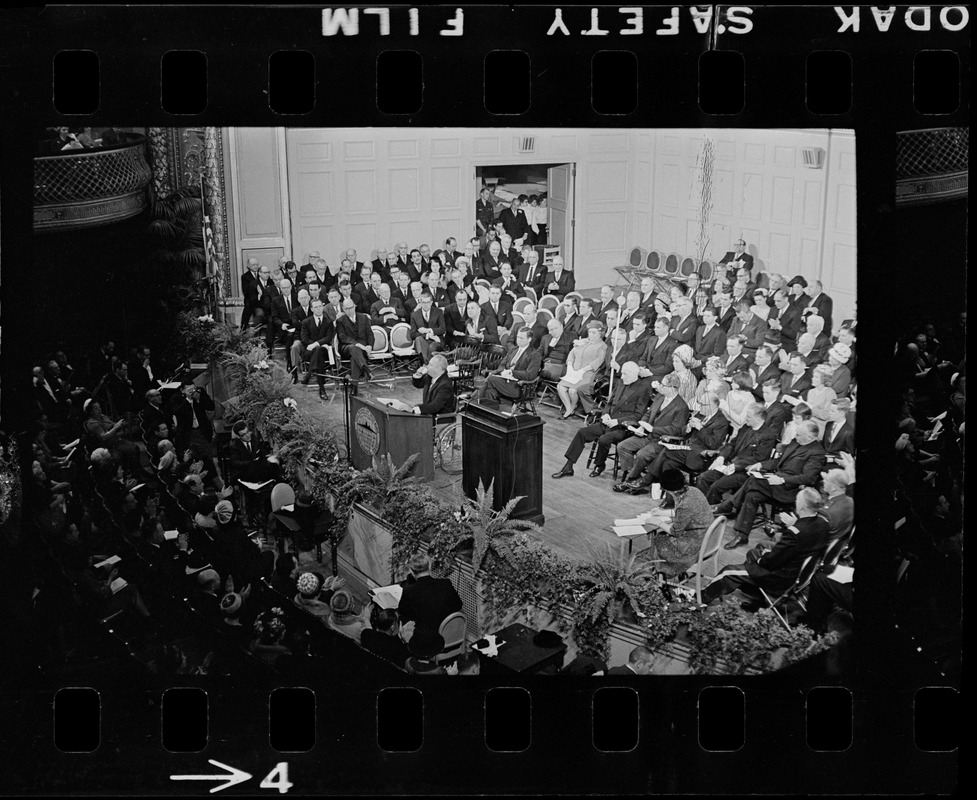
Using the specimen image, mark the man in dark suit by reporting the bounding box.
[517,249,548,299]
[491,262,525,304]
[714,292,737,333]
[780,353,812,400]
[718,238,754,270]
[614,315,653,371]
[544,255,575,300]
[299,299,336,399]
[769,287,806,352]
[498,196,530,245]
[715,420,827,549]
[257,267,279,327]
[240,258,263,330]
[225,420,280,484]
[269,277,300,359]
[475,187,495,237]
[397,553,463,632]
[727,301,769,357]
[336,299,374,387]
[617,392,732,493]
[370,283,408,329]
[668,296,699,348]
[693,307,728,367]
[615,291,643,333]
[286,288,314,378]
[538,318,576,380]
[371,247,389,280]
[410,293,446,364]
[352,272,382,314]
[404,249,424,283]
[477,328,541,406]
[360,609,411,668]
[606,646,655,676]
[575,298,600,339]
[321,287,344,325]
[704,486,830,604]
[822,398,855,460]
[721,335,752,378]
[759,379,791,437]
[803,280,834,334]
[478,240,504,282]
[408,354,455,416]
[343,248,366,275]
[506,308,550,350]
[172,381,216,453]
[749,345,783,398]
[444,289,472,347]
[696,402,779,504]
[481,286,514,333]
[638,318,678,382]
[593,285,619,322]
[553,361,653,479]
[614,374,691,484]
[464,301,500,345]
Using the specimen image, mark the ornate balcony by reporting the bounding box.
[33,135,152,232]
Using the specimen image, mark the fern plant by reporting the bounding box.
[453,480,541,573]
[571,541,663,660]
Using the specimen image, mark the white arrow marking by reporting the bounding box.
[170,759,252,793]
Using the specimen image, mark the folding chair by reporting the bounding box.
[389,322,421,374]
[368,325,395,376]
[758,554,822,631]
[668,516,728,604]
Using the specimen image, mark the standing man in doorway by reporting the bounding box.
[476,186,495,238]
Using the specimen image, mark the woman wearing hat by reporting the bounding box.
[720,372,756,434]
[826,343,853,396]
[557,321,607,418]
[326,589,372,644]
[641,468,714,580]
[694,357,730,405]
[293,571,344,618]
[404,627,448,675]
[804,365,838,436]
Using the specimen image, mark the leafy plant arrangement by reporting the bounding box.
[684,603,838,675]
[570,542,666,661]
[258,397,298,444]
[276,408,339,487]
[456,480,541,572]
[383,487,456,578]
[0,438,22,548]
[478,532,577,631]
[148,186,206,278]
[221,345,293,430]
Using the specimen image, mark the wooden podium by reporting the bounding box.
[348,395,435,480]
[462,402,544,525]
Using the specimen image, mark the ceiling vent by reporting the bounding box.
[516,136,536,154]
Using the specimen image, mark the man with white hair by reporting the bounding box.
[616,291,643,332]
[517,248,547,298]
[803,279,833,333]
[539,318,575,380]
[553,361,653,479]
[701,485,830,606]
[410,293,446,364]
[594,285,618,321]
[371,247,389,279]
[805,314,832,362]
[269,277,300,361]
[545,255,575,299]
[498,195,529,246]
[409,354,454,416]
[714,419,827,550]
[299,250,321,274]
[669,296,699,346]
[370,282,407,329]
[344,248,364,273]
[240,257,262,330]
[818,468,854,542]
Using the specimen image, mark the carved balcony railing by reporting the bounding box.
[33,136,152,232]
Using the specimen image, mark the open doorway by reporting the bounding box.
[474,162,575,269]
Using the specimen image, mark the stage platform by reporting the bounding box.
[285,368,755,570]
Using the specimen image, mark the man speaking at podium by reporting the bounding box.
[407,355,455,416]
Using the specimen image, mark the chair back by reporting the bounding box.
[474,284,490,304]
[646,250,662,273]
[513,297,534,316]
[755,272,770,290]
[523,286,538,305]
[435,611,468,663]
[536,308,554,325]
[370,325,389,353]
[628,246,648,268]
[565,291,584,305]
[270,482,295,513]
[690,516,727,603]
[480,344,507,374]
[663,253,680,276]
[680,257,697,278]
[389,322,413,350]
[698,260,713,281]
[792,554,821,598]
[538,294,560,313]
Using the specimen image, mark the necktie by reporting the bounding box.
[285,296,291,313]
[246,441,251,453]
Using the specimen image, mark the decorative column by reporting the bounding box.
[202,127,232,308]
[147,127,176,197]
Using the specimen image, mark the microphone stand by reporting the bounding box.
[341,374,352,464]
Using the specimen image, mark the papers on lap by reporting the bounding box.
[94,555,121,569]
[828,565,854,584]
[370,583,404,609]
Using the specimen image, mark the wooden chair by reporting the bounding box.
[758,554,822,631]
[436,611,468,664]
[515,378,541,415]
[586,438,621,479]
[480,344,507,375]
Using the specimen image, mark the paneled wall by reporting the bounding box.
[223,127,856,321]
[225,127,292,306]
[283,128,634,291]
[643,129,856,321]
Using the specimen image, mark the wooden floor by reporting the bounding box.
[288,366,757,569]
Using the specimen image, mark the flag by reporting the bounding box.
[203,214,224,303]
